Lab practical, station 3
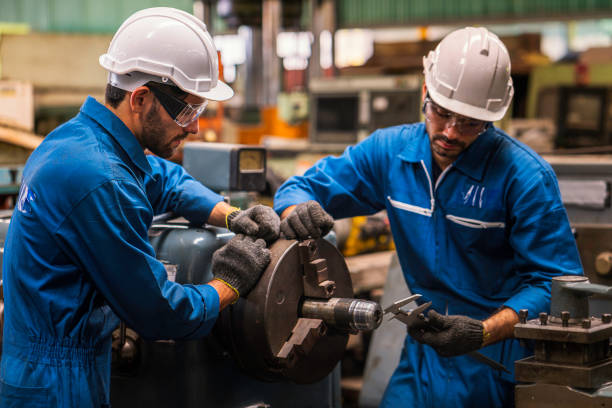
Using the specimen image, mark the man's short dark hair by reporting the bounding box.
[105,84,127,108]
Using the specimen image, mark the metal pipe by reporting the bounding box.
[301,297,382,331]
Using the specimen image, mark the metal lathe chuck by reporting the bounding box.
[216,238,382,384]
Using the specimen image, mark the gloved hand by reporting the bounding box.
[227,205,280,243]
[212,234,271,297]
[280,200,334,240]
[408,310,484,357]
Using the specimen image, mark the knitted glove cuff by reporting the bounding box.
[213,277,240,304]
[463,320,485,348]
[214,266,245,295]
[226,207,241,229]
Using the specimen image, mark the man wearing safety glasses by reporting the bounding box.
[0,7,280,408]
[274,27,582,407]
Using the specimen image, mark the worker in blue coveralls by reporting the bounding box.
[0,8,281,408]
[274,27,582,407]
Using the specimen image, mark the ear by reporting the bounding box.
[129,86,152,114]
[421,83,427,102]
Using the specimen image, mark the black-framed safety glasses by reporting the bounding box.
[147,82,208,127]
[423,94,489,137]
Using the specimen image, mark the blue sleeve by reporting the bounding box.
[274,131,388,218]
[145,155,224,225]
[503,168,583,318]
[55,179,219,340]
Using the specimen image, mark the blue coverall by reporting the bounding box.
[274,123,583,407]
[0,97,224,407]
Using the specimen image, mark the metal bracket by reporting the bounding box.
[299,240,336,298]
[276,318,327,367]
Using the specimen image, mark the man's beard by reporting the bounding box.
[142,102,186,159]
[430,134,466,158]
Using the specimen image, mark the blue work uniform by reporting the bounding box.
[0,97,224,408]
[274,123,582,407]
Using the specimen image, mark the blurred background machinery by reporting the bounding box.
[308,75,421,147]
[546,156,612,301]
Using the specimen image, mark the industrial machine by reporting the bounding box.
[309,75,421,147]
[0,142,383,408]
[548,156,612,301]
[527,63,612,150]
[112,231,381,407]
[514,275,612,407]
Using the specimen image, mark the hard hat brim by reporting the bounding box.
[426,84,506,122]
[198,80,234,102]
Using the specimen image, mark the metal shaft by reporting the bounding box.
[301,297,383,331]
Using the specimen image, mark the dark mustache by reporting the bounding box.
[432,134,465,147]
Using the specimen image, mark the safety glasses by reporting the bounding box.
[147,82,208,127]
[423,95,488,137]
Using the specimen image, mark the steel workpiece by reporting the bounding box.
[301,297,383,332]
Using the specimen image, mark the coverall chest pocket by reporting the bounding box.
[444,210,509,291]
[0,379,53,408]
[445,211,507,252]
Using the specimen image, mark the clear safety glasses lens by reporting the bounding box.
[173,100,209,127]
[424,97,487,136]
[148,84,208,127]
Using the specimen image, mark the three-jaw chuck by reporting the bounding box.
[216,238,382,384]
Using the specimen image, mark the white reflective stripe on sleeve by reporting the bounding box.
[387,196,433,217]
[446,214,505,229]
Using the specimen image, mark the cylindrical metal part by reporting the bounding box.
[518,309,528,324]
[550,276,589,321]
[301,297,383,331]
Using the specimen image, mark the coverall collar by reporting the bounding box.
[451,127,497,182]
[398,123,430,164]
[80,96,153,177]
[398,123,495,182]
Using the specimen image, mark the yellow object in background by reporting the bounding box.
[341,215,395,257]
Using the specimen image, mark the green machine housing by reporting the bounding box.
[182,142,267,192]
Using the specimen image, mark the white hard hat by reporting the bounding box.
[99,7,233,101]
[423,27,513,122]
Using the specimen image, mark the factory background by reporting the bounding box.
[1,1,612,407]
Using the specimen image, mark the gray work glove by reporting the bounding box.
[212,234,271,297]
[408,310,484,357]
[227,205,280,243]
[280,200,334,240]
